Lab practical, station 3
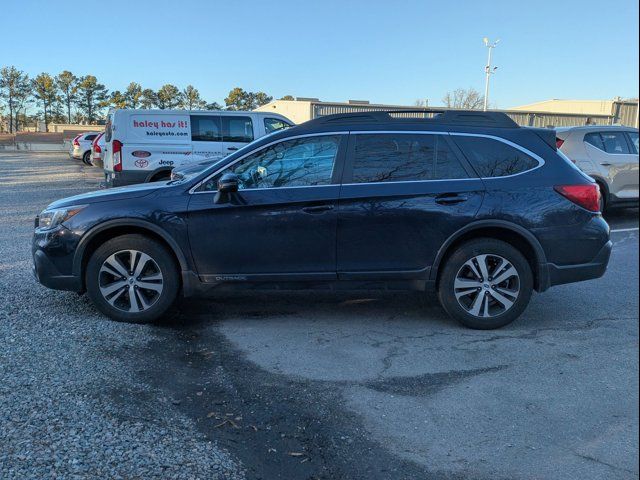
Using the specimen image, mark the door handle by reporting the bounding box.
[227,147,239,151]
[600,162,612,166]
[302,205,334,214]
[435,193,469,205]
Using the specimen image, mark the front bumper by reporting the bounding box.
[32,249,82,291]
[32,226,82,292]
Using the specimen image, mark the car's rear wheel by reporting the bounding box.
[82,151,92,165]
[86,234,179,323]
[438,238,533,329]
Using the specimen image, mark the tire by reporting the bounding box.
[596,182,607,213]
[85,234,180,323]
[82,150,92,165]
[438,238,533,329]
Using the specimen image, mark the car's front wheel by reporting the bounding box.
[85,234,179,323]
[438,238,533,329]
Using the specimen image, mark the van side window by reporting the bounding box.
[222,116,254,143]
[351,134,469,183]
[264,118,292,133]
[453,136,539,177]
[191,115,222,142]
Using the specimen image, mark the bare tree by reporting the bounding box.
[442,88,485,109]
[414,99,429,107]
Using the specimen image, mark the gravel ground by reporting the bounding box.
[0,153,244,479]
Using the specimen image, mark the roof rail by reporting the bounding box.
[309,110,519,128]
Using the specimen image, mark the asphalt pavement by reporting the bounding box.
[0,152,638,480]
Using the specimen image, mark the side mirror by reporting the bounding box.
[218,172,239,193]
[214,172,239,204]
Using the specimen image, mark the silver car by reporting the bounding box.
[69,132,100,165]
[556,126,639,211]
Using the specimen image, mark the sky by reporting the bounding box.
[2,0,638,109]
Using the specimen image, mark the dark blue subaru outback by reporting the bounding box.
[33,111,612,329]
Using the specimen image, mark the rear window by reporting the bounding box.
[191,115,222,142]
[351,134,469,183]
[222,116,253,143]
[104,117,112,142]
[453,135,540,177]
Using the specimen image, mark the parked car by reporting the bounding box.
[556,126,639,211]
[33,111,611,329]
[102,109,293,187]
[69,132,100,165]
[91,132,106,168]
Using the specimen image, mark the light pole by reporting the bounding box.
[483,38,499,111]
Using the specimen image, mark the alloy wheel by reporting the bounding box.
[98,250,163,313]
[454,254,520,318]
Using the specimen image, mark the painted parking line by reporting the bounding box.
[610,227,639,233]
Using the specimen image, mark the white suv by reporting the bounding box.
[69,132,100,165]
[556,126,639,211]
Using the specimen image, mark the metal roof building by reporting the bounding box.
[256,98,639,128]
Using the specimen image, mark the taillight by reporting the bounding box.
[555,138,564,149]
[72,134,81,147]
[554,184,601,213]
[113,140,123,172]
[93,133,103,155]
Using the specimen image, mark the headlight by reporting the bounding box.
[37,205,87,230]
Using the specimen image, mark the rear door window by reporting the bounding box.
[191,115,222,142]
[222,116,254,143]
[453,135,540,177]
[585,131,632,154]
[600,132,631,154]
[351,134,469,183]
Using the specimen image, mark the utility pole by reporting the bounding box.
[483,38,499,111]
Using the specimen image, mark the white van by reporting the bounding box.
[102,109,293,187]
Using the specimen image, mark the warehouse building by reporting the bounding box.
[256,97,639,128]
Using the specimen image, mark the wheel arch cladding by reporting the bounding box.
[73,220,188,289]
[431,220,547,291]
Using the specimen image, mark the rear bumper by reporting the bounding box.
[105,170,149,188]
[609,194,639,208]
[541,240,612,290]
